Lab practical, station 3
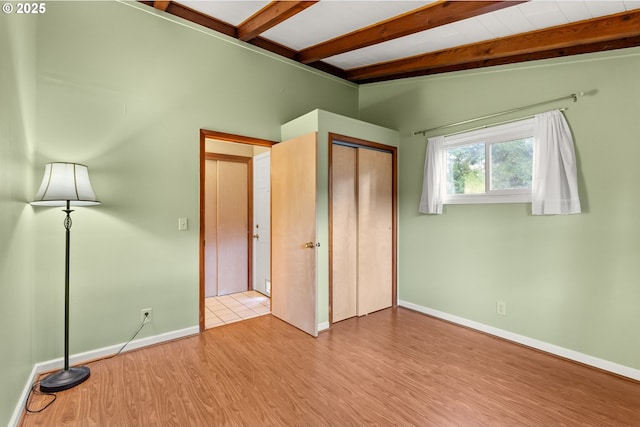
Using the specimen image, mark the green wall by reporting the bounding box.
[359,47,640,370]
[0,12,36,424]
[29,0,357,368]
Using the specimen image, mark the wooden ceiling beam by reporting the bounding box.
[248,37,298,60]
[355,36,640,84]
[153,1,171,12]
[346,9,640,82]
[160,2,237,38]
[238,1,318,42]
[298,0,524,64]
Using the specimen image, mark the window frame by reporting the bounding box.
[442,118,535,205]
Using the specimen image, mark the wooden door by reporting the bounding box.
[204,160,219,298]
[217,161,249,295]
[331,145,358,322]
[271,132,318,337]
[204,158,249,297]
[357,148,393,315]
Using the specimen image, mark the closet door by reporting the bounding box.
[204,160,219,297]
[204,158,249,297]
[331,145,358,322]
[217,161,249,296]
[357,148,393,315]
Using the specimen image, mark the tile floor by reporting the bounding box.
[205,290,271,329]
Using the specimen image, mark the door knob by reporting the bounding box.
[303,242,320,249]
[253,234,259,239]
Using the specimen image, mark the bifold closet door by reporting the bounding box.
[357,148,393,316]
[204,159,248,297]
[331,145,393,321]
[331,145,358,323]
[204,160,219,298]
[217,161,249,296]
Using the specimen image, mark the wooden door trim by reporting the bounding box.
[205,152,253,163]
[199,129,277,333]
[328,133,398,326]
[201,129,276,147]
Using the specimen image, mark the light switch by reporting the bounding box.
[178,217,188,231]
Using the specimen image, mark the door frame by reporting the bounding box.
[328,133,398,326]
[199,129,276,332]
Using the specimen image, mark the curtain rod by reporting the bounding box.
[442,107,568,138]
[413,92,583,136]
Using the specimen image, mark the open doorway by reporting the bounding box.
[199,130,277,332]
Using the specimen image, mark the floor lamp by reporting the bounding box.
[31,162,101,393]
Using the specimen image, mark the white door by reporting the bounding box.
[252,152,271,296]
[271,132,318,337]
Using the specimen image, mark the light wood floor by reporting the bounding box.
[21,308,640,427]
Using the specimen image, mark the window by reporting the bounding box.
[419,109,580,215]
[443,118,534,204]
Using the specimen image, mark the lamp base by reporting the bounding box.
[40,366,90,393]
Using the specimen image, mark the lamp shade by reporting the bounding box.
[31,162,101,206]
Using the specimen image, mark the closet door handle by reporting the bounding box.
[303,242,320,249]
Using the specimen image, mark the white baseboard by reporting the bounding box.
[11,325,199,427]
[34,326,199,374]
[9,364,38,427]
[399,300,640,382]
[318,321,330,332]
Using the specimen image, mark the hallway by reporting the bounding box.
[204,291,270,329]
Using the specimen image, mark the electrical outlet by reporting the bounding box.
[496,300,507,316]
[141,308,153,324]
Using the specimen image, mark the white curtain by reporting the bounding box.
[532,110,581,215]
[418,136,446,214]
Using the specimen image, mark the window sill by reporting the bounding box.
[444,193,531,205]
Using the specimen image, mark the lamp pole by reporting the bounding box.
[63,200,73,372]
[39,201,91,392]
